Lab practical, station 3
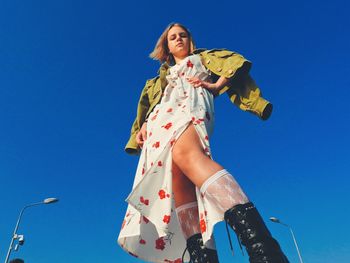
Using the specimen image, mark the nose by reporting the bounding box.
[175,34,183,42]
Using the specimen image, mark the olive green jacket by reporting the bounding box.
[125,48,273,155]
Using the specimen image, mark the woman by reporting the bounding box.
[118,23,289,263]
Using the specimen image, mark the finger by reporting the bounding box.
[189,79,200,86]
[136,132,143,144]
[142,130,147,140]
[186,77,198,82]
[194,81,202,87]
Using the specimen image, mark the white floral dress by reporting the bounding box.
[118,54,224,263]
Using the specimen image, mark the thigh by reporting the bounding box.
[172,123,205,159]
[172,123,224,187]
[172,161,197,207]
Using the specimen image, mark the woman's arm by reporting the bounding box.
[186,75,229,96]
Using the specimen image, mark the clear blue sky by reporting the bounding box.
[1,0,349,262]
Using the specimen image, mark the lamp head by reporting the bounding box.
[269,217,281,223]
[44,198,59,204]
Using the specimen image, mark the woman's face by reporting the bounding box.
[167,26,190,59]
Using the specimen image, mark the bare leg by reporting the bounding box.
[172,123,224,188]
[172,161,201,239]
[172,160,197,207]
[172,123,249,212]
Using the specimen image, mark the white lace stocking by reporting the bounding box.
[175,202,201,239]
[200,169,249,214]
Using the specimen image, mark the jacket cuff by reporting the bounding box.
[125,135,141,155]
[252,97,273,120]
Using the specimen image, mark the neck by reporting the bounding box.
[173,54,188,65]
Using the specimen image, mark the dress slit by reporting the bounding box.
[118,54,217,262]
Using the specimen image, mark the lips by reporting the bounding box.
[176,43,184,47]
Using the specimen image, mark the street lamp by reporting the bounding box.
[4,198,59,263]
[270,217,304,263]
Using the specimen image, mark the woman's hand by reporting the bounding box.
[136,122,147,149]
[186,75,230,96]
[186,77,219,95]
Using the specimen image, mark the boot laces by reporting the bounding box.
[225,219,244,257]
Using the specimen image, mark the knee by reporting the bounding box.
[172,146,203,171]
[172,146,191,169]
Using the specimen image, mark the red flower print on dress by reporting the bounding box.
[143,216,149,223]
[162,122,173,130]
[139,239,146,245]
[200,219,206,233]
[142,168,145,175]
[158,189,166,199]
[158,161,163,166]
[140,196,149,206]
[178,72,185,77]
[195,118,205,124]
[187,60,194,68]
[158,189,170,200]
[167,108,173,113]
[205,135,209,141]
[149,132,152,137]
[152,141,160,148]
[170,139,176,146]
[163,215,171,224]
[199,212,206,232]
[155,237,166,250]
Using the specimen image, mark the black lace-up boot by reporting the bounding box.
[182,233,219,263]
[224,202,289,263]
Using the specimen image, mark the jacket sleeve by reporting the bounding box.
[200,49,272,120]
[124,77,156,155]
[200,49,252,94]
[226,75,273,120]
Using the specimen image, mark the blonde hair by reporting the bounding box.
[149,23,196,65]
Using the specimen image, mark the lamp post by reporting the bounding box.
[4,198,59,263]
[269,217,304,263]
